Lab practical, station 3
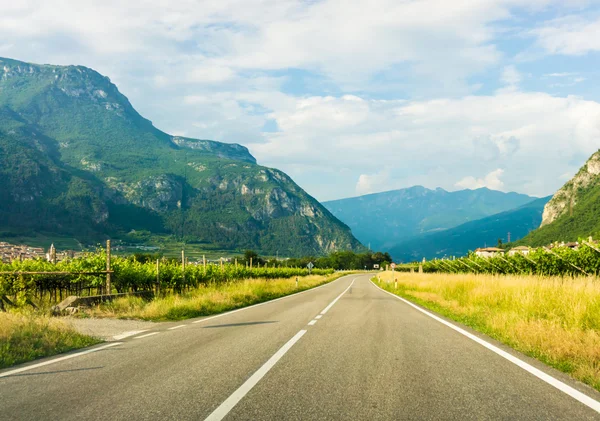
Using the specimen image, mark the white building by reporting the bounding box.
[508,246,531,256]
[474,247,505,258]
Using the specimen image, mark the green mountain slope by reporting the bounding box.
[389,196,551,262]
[0,57,363,256]
[519,150,600,246]
[323,186,537,251]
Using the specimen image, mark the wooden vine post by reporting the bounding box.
[182,250,186,285]
[106,240,112,295]
[156,259,160,295]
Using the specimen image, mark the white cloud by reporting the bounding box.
[501,65,522,86]
[532,15,600,55]
[246,90,600,199]
[1,0,599,202]
[455,169,506,190]
[0,0,562,94]
[356,170,391,196]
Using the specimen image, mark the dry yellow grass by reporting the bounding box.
[83,274,343,321]
[374,272,600,392]
[0,312,100,369]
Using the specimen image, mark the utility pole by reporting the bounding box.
[507,232,511,243]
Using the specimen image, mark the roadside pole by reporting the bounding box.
[156,259,160,296]
[182,250,186,285]
[106,240,111,295]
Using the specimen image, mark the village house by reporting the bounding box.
[508,246,531,256]
[474,247,505,258]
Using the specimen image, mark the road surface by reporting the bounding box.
[1,274,599,420]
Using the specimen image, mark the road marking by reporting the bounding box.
[193,274,356,325]
[204,277,359,420]
[204,330,308,421]
[168,325,186,330]
[307,320,317,326]
[113,330,149,340]
[134,332,160,339]
[320,278,356,315]
[0,343,123,378]
[370,280,600,414]
[315,315,322,319]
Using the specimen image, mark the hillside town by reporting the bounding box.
[0,242,79,264]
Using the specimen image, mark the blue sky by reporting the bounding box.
[2,0,600,201]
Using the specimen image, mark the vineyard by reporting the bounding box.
[0,250,333,308]
[396,242,600,277]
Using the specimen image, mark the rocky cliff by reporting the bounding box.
[0,57,363,256]
[541,150,600,226]
[519,149,600,246]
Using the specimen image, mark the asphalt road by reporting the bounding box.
[1,274,599,420]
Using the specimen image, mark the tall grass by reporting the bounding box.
[0,312,100,369]
[83,273,344,321]
[374,272,600,392]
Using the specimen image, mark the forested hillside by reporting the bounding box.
[0,57,363,256]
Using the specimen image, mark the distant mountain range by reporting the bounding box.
[518,149,600,247]
[389,196,551,262]
[0,57,364,256]
[323,186,537,252]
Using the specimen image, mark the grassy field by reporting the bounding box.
[81,273,346,321]
[0,312,100,369]
[374,272,600,392]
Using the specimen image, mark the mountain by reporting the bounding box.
[323,186,537,251]
[389,196,551,262]
[518,150,600,246]
[0,57,364,256]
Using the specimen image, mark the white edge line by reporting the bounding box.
[168,325,187,330]
[307,320,317,326]
[320,278,356,315]
[0,342,123,378]
[315,315,322,319]
[370,279,600,414]
[204,330,308,421]
[134,332,160,339]
[113,329,149,340]
[193,273,357,325]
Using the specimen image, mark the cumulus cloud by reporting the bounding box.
[455,169,506,191]
[501,65,522,87]
[532,15,600,55]
[1,0,599,201]
[356,170,391,196]
[247,90,600,199]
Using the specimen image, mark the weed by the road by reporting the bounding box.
[0,312,100,369]
[83,273,345,322]
[374,272,600,393]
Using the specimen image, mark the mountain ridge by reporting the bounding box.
[0,57,363,256]
[389,196,551,262]
[323,186,537,251]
